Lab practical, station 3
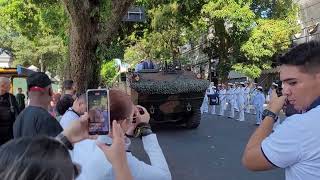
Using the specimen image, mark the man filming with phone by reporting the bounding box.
[242,41,320,180]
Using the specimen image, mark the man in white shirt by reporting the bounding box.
[60,94,87,128]
[242,41,320,180]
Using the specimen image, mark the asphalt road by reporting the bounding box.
[130,111,284,180]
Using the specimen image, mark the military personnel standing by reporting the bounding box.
[249,83,258,115]
[252,86,265,125]
[243,81,251,113]
[218,84,227,116]
[227,83,235,119]
[207,84,217,115]
[233,82,240,112]
[237,82,245,121]
[200,83,211,114]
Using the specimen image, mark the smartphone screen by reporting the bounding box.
[86,89,110,135]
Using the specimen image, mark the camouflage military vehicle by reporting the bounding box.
[128,66,209,129]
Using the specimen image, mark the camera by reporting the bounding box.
[275,80,283,97]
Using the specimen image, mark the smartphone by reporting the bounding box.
[275,80,283,97]
[86,89,110,135]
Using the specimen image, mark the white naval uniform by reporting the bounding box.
[249,88,258,114]
[237,87,245,121]
[218,88,227,116]
[200,88,210,114]
[252,90,265,125]
[207,87,217,115]
[227,87,235,118]
[233,87,240,112]
[243,86,250,113]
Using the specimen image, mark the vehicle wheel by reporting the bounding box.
[185,109,201,129]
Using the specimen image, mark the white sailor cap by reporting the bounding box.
[257,86,263,90]
[272,82,278,87]
[228,82,233,86]
[235,82,239,84]
[218,84,221,86]
[240,82,245,85]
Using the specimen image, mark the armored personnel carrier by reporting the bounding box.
[128,63,209,129]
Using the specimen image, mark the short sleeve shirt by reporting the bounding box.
[13,106,63,138]
[261,105,320,180]
[59,108,80,129]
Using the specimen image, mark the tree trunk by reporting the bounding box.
[69,25,99,93]
[62,0,134,93]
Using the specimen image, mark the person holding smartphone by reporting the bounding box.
[242,41,320,180]
[71,89,171,180]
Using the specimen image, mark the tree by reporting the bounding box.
[197,0,299,79]
[0,0,68,77]
[200,0,255,80]
[61,0,134,92]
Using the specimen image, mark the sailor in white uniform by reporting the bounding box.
[252,86,265,125]
[237,82,245,121]
[244,81,251,113]
[249,83,258,114]
[234,82,240,112]
[218,83,227,116]
[200,83,213,114]
[208,85,217,115]
[227,83,235,118]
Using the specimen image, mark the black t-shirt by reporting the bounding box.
[13,106,63,138]
[0,93,19,145]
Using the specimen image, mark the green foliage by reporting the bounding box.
[0,0,68,77]
[100,60,119,86]
[196,0,299,78]
[202,0,255,31]
[232,63,263,78]
[124,2,195,64]
[241,19,296,62]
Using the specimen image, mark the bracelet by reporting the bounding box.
[56,133,74,150]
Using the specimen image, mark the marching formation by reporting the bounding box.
[201,81,267,125]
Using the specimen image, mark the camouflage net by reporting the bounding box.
[130,78,210,95]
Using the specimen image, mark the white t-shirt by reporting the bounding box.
[261,105,320,180]
[72,134,171,180]
[60,108,80,129]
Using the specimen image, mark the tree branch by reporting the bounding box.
[97,0,134,45]
[61,0,91,29]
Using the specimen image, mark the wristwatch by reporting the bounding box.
[262,109,278,122]
[134,123,153,138]
[56,133,74,150]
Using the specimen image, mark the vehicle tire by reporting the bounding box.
[185,109,201,129]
